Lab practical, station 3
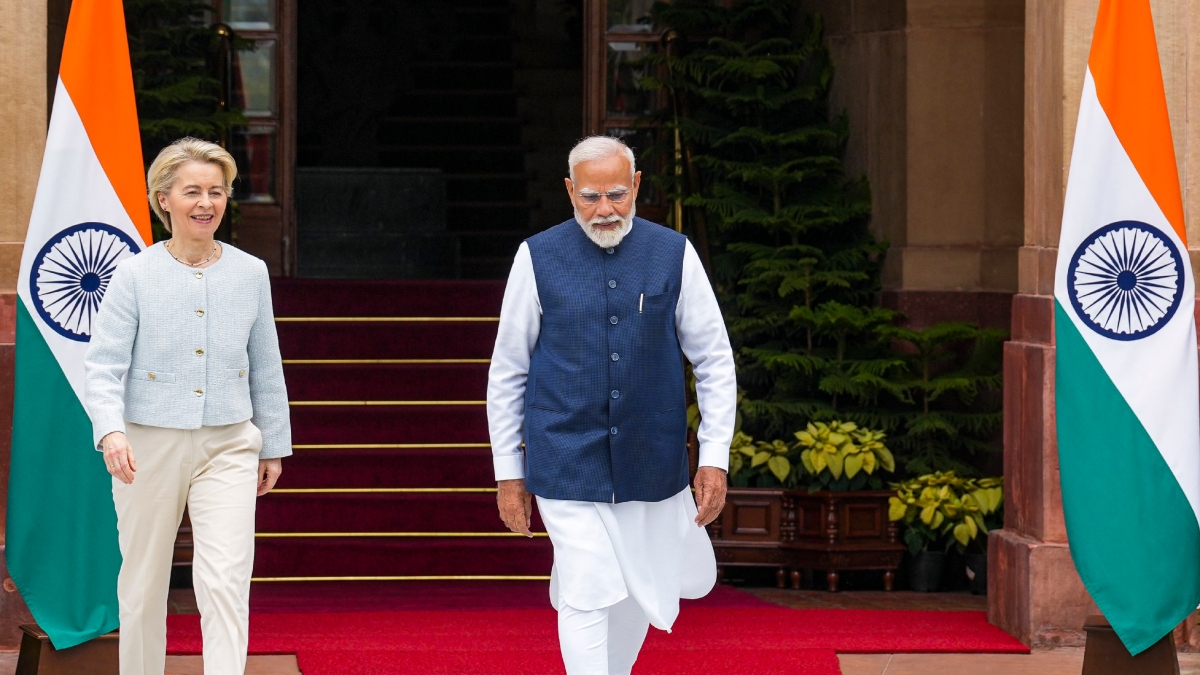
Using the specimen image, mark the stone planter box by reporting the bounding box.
[708,488,904,592]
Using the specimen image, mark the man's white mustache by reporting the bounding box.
[588,215,623,226]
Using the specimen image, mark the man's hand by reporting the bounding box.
[693,466,727,527]
[102,432,136,484]
[497,478,534,537]
[257,459,282,496]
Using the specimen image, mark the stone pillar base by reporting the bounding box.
[989,528,1098,647]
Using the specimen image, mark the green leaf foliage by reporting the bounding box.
[888,472,1004,554]
[643,0,884,439]
[644,0,1005,478]
[125,0,248,239]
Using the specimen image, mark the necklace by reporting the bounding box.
[165,239,219,268]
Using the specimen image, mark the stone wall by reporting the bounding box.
[0,0,49,647]
[798,0,1025,329]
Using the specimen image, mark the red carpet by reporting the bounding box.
[167,584,1026,675]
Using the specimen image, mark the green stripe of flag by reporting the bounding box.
[1056,300,1200,654]
[5,300,120,648]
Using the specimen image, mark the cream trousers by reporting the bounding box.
[113,421,262,675]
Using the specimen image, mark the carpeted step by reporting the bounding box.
[272,279,504,317]
[253,537,553,578]
[279,448,496,489]
[290,405,488,445]
[257,492,543,533]
[284,363,489,401]
[277,322,498,360]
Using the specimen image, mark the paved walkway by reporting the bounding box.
[0,652,300,674]
[842,650,1200,674]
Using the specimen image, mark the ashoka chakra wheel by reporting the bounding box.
[30,222,141,342]
[1067,220,1183,342]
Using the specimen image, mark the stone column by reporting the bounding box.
[800,0,1025,330]
[990,0,1196,647]
[0,0,48,647]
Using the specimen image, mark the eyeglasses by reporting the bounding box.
[577,189,631,206]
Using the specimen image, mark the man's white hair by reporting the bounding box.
[568,135,637,182]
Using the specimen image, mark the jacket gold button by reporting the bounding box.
[194,389,204,396]
[195,348,204,356]
[195,271,204,279]
[196,309,205,317]
[148,372,156,380]
[239,369,246,378]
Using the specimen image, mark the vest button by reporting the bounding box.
[609,316,618,325]
[606,247,615,255]
[608,279,617,289]
[611,390,620,399]
[610,352,619,361]
[610,426,618,435]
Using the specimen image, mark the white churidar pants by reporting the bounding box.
[113,421,262,675]
[537,486,717,675]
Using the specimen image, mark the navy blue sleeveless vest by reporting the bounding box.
[524,217,689,503]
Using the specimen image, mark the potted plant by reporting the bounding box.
[888,472,1003,592]
[794,421,895,491]
[949,476,1003,594]
[728,432,797,488]
[779,421,904,591]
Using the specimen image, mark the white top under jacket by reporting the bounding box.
[84,243,292,459]
[487,230,737,483]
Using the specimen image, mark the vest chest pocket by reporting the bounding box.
[637,290,675,314]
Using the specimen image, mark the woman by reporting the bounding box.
[84,137,291,675]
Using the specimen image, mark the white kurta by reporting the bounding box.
[487,225,737,631]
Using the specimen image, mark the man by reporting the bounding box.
[487,135,736,675]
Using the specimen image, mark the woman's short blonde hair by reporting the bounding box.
[146,137,238,231]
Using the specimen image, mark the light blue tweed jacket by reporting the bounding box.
[84,242,292,459]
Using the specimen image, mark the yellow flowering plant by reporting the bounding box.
[793,421,896,492]
[888,471,1003,554]
[727,432,798,488]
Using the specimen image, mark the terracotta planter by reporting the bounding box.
[708,488,904,592]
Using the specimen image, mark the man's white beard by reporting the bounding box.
[575,203,636,248]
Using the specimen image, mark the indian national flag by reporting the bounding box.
[1055,0,1200,655]
[6,0,151,648]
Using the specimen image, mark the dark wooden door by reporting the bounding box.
[213,0,297,275]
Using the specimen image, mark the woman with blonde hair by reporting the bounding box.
[84,137,291,675]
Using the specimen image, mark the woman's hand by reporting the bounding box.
[101,432,136,484]
[257,458,282,496]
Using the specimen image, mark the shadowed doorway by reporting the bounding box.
[295,0,582,279]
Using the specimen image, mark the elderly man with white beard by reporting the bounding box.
[487,135,736,675]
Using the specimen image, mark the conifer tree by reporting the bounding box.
[124,0,247,237]
[126,0,245,155]
[647,0,895,438]
[646,0,1004,476]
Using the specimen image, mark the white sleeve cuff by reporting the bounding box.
[493,453,526,482]
[697,441,729,472]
